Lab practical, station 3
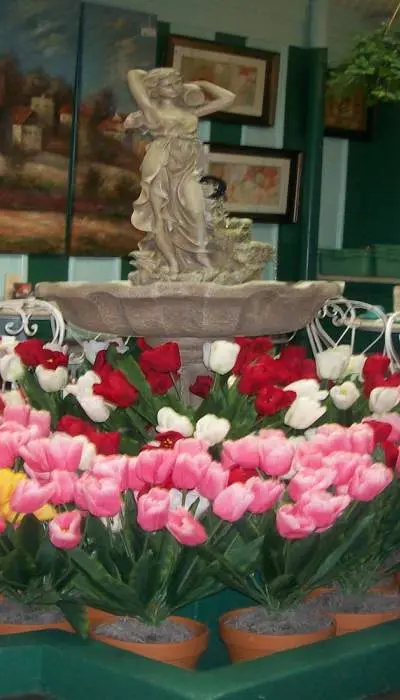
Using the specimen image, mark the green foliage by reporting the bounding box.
[329,26,400,105]
[0,515,88,637]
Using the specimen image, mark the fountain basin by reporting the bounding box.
[35,280,341,339]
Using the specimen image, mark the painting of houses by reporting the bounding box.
[70,4,157,256]
[0,0,80,254]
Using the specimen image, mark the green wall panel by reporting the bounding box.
[28,256,69,286]
[278,46,326,282]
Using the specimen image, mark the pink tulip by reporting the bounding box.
[49,510,83,550]
[11,479,55,514]
[246,477,285,514]
[0,518,6,534]
[276,503,316,540]
[294,451,325,471]
[20,435,84,480]
[2,406,51,437]
[288,467,336,502]
[49,470,78,506]
[221,436,261,470]
[197,460,229,500]
[125,457,146,492]
[213,483,254,522]
[348,463,393,501]
[167,507,207,546]
[173,438,208,456]
[313,425,352,453]
[258,438,294,477]
[135,449,175,485]
[322,451,367,486]
[0,431,29,468]
[172,453,211,490]
[137,487,170,531]
[91,455,128,490]
[259,428,286,440]
[298,490,351,531]
[348,424,375,455]
[75,473,121,517]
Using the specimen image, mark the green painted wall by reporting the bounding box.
[343,103,400,310]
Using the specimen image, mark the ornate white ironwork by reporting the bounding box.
[307,297,387,359]
[0,299,65,345]
[384,311,400,370]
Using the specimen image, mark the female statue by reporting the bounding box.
[125,68,235,277]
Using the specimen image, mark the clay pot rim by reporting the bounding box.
[93,614,208,653]
[219,606,335,642]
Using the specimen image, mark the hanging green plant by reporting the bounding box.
[329,2,400,105]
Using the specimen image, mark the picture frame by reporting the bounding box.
[166,34,280,127]
[205,144,302,223]
[324,86,373,140]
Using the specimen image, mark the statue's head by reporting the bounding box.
[143,68,184,100]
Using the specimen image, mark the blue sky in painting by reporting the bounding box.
[80,4,157,113]
[0,0,80,86]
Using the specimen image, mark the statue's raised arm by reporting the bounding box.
[190,80,235,118]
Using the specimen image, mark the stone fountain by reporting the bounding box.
[36,67,340,397]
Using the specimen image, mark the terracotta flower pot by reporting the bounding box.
[371,576,399,594]
[333,609,400,636]
[305,587,333,601]
[0,620,72,635]
[86,607,116,632]
[219,607,336,663]
[93,615,208,669]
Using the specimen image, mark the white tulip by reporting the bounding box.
[285,378,328,401]
[64,371,110,422]
[203,340,240,375]
[83,338,126,365]
[0,336,18,358]
[284,396,327,431]
[0,354,24,382]
[316,345,352,380]
[35,365,68,392]
[169,488,210,519]
[344,354,366,379]
[0,390,25,407]
[369,387,400,414]
[156,407,194,437]
[194,414,230,446]
[330,381,360,410]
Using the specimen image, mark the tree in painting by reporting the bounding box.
[0,0,80,254]
[70,5,157,257]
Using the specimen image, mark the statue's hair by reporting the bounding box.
[143,67,206,108]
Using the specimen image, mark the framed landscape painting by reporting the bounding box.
[0,0,80,254]
[69,4,157,256]
[166,35,280,127]
[205,144,302,223]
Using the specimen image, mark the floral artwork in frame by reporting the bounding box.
[166,35,280,127]
[325,86,373,140]
[205,144,302,223]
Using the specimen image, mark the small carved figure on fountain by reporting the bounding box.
[125,68,235,283]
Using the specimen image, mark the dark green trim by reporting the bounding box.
[28,256,69,286]
[278,47,326,282]
[2,620,400,699]
[120,258,132,281]
[299,47,327,280]
[210,34,246,146]
[156,21,171,67]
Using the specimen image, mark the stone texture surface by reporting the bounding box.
[36,280,341,339]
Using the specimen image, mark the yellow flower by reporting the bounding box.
[0,470,56,524]
[35,503,57,521]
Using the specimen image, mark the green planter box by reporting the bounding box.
[2,620,400,700]
[318,248,373,277]
[373,245,400,279]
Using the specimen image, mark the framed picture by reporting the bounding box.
[0,0,81,254]
[324,87,373,140]
[69,4,157,256]
[166,35,280,127]
[205,144,302,223]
